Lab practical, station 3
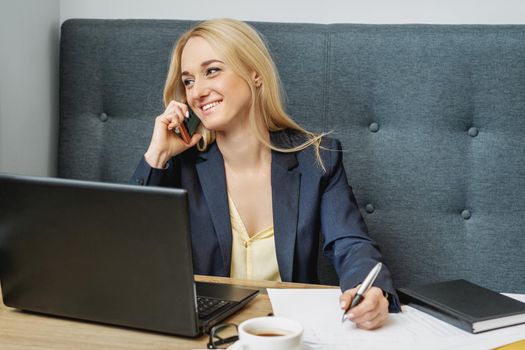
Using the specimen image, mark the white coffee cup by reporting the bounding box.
[228,316,303,350]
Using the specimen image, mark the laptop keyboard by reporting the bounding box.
[197,296,233,319]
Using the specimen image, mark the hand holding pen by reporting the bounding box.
[339,262,390,330]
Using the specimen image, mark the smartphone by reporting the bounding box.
[178,107,201,144]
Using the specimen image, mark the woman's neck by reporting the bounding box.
[216,127,271,174]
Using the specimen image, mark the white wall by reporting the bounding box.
[60,0,525,24]
[0,0,60,176]
[1,0,525,177]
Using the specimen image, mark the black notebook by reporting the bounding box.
[398,279,525,334]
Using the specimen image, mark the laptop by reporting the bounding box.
[0,173,258,337]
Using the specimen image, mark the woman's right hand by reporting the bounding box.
[144,100,201,169]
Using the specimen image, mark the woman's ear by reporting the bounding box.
[252,71,262,87]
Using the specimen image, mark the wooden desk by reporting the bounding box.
[0,276,335,349]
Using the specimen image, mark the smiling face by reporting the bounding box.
[180,36,254,133]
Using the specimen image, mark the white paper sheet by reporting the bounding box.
[267,289,525,350]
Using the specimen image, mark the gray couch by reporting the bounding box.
[59,19,525,293]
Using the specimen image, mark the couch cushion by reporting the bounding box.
[59,19,525,292]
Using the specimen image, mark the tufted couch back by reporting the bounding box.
[59,19,525,292]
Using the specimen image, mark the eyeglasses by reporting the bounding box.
[207,323,239,349]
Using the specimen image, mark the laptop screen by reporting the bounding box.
[0,174,201,335]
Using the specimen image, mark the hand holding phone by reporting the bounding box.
[145,102,201,169]
[178,107,201,144]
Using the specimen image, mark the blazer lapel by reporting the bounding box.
[195,133,302,280]
[195,144,232,274]
[271,142,301,282]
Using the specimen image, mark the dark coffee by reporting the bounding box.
[247,329,292,337]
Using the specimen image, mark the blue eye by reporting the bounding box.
[206,67,221,76]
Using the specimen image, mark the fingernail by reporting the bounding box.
[348,313,355,319]
[340,301,346,309]
[185,110,189,118]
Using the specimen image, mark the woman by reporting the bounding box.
[132,18,400,329]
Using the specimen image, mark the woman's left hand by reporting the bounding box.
[339,286,389,330]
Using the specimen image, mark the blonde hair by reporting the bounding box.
[163,18,327,166]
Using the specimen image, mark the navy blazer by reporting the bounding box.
[132,130,400,311]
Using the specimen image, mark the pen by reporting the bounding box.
[341,262,382,323]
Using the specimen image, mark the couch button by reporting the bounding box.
[461,209,471,220]
[468,127,478,137]
[136,177,145,185]
[99,112,109,122]
[365,203,375,213]
[369,122,379,133]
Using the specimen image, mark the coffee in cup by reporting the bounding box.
[228,316,303,350]
[246,329,292,337]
